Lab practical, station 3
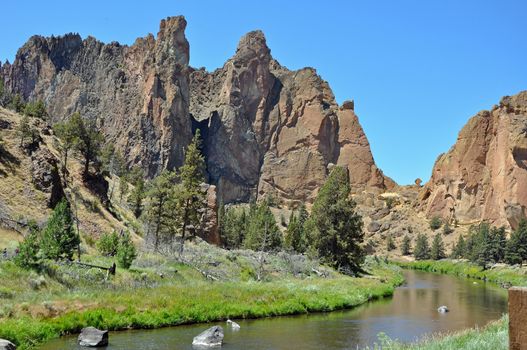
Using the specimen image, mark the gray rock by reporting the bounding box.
[78,327,109,347]
[368,221,381,232]
[0,339,16,350]
[192,326,224,347]
[227,319,240,330]
[437,305,449,313]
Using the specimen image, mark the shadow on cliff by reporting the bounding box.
[0,145,20,176]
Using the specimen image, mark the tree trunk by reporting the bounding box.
[83,153,90,179]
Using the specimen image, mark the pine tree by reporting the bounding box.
[15,220,41,269]
[414,233,430,260]
[487,226,506,264]
[309,166,364,274]
[16,114,31,147]
[243,200,282,251]
[450,234,466,259]
[23,100,47,119]
[69,113,103,179]
[40,199,80,261]
[221,207,247,249]
[178,130,206,241]
[285,210,307,253]
[54,115,80,177]
[9,94,25,113]
[386,234,396,251]
[97,231,120,256]
[505,219,527,266]
[144,170,177,251]
[128,166,146,218]
[430,233,446,260]
[116,231,137,269]
[429,216,442,230]
[401,235,412,255]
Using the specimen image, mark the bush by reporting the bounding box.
[97,231,120,256]
[14,221,42,269]
[116,232,137,269]
[23,100,47,119]
[40,199,80,261]
[429,216,442,230]
[401,235,411,256]
[386,235,396,251]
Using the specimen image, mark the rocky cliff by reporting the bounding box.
[1,16,393,205]
[419,91,527,228]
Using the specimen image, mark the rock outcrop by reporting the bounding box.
[419,91,527,228]
[190,31,393,204]
[0,339,16,350]
[192,326,224,347]
[30,147,64,208]
[1,16,393,206]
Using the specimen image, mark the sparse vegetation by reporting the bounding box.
[413,233,430,260]
[429,216,442,230]
[401,235,412,256]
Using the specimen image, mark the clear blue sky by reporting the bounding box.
[1,1,526,185]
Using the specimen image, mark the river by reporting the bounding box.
[40,270,508,349]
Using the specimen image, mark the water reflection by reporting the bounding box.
[40,270,508,350]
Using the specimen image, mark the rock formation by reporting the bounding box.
[1,16,393,205]
[419,91,527,228]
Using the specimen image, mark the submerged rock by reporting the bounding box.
[192,326,224,347]
[437,306,449,313]
[0,339,16,350]
[78,327,109,347]
[227,319,241,330]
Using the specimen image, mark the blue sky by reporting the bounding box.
[1,1,526,185]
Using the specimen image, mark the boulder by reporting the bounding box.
[192,326,224,347]
[227,319,241,330]
[367,221,381,233]
[0,339,16,350]
[78,327,109,347]
[437,306,449,313]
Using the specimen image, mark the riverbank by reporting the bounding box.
[385,258,527,350]
[396,259,527,287]
[0,255,403,350]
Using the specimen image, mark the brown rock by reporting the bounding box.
[419,91,527,228]
[30,147,64,207]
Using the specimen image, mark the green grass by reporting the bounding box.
[371,315,508,350]
[396,259,527,287]
[0,259,403,350]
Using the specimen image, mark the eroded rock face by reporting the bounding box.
[1,16,192,177]
[2,17,393,206]
[419,91,527,228]
[30,147,64,208]
[190,31,393,204]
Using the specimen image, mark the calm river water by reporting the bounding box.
[41,270,508,349]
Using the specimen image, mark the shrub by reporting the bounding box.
[116,232,137,269]
[429,216,442,230]
[15,220,42,269]
[414,233,430,260]
[97,231,120,256]
[386,235,396,251]
[401,235,411,256]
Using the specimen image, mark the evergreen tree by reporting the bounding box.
[285,210,307,253]
[430,232,446,260]
[414,233,430,260]
[40,199,80,261]
[69,113,103,178]
[243,199,282,251]
[309,166,364,274]
[429,216,442,230]
[144,170,177,251]
[15,220,41,269]
[128,166,145,218]
[487,226,506,264]
[16,114,31,147]
[450,234,466,259]
[386,234,396,251]
[54,115,80,177]
[23,100,47,119]
[401,235,412,256]
[97,231,120,256]
[178,130,206,241]
[9,94,25,113]
[221,206,246,249]
[443,222,453,235]
[116,231,137,269]
[505,219,527,265]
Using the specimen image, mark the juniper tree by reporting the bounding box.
[386,234,396,252]
[450,234,467,259]
[15,220,41,269]
[128,166,146,218]
[285,209,307,253]
[414,233,430,260]
[24,100,47,119]
[16,114,31,147]
[505,219,527,266]
[309,166,364,274]
[401,235,412,256]
[41,199,80,261]
[54,115,79,177]
[430,233,446,260]
[116,231,137,269]
[69,113,103,179]
[243,199,282,251]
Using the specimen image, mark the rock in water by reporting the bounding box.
[0,339,16,350]
[227,319,241,330]
[437,306,449,313]
[78,327,109,347]
[192,326,224,347]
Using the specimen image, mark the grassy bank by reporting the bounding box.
[396,259,527,287]
[372,315,508,350]
[0,256,402,350]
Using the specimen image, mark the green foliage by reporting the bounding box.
[14,221,41,269]
[464,223,507,269]
[69,113,104,178]
[285,207,308,253]
[128,167,145,218]
[8,94,25,113]
[40,199,80,261]
[414,233,430,260]
[386,234,396,251]
[401,235,412,255]
[96,231,119,257]
[116,232,137,269]
[220,206,247,249]
[443,222,453,235]
[450,234,466,259]
[16,114,32,147]
[505,219,527,265]
[430,232,446,260]
[243,199,283,251]
[429,216,442,230]
[309,166,364,274]
[54,115,79,176]
[23,100,47,119]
